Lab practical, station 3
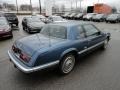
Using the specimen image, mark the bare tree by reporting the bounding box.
[52,5,59,13]
[20,4,31,11]
[7,4,16,11]
[112,7,117,13]
[60,4,65,13]
[0,4,2,10]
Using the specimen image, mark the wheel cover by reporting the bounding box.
[62,55,75,74]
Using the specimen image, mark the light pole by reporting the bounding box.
[98,0,100,3]
[80,0,81,12]
[30,0,32,14]
[70,0,72,11]
[79,0,83,12]
[16,0,18,14]
[76,0,77,11]
[39,0,41,14]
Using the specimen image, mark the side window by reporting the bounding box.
[76,26,85,39]
[83,24,99,37]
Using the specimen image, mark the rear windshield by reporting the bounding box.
[108,14,119,18]
[5,13,16,17]
[40,25,67,39]
[49,16,64,21]
[27,18,42,23]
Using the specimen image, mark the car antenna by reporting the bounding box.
[49,28,51,47]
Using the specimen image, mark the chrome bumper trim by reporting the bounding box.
[8,50,59,73]
[78,41,104,54]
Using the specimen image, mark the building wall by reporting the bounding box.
[94,3,112,14]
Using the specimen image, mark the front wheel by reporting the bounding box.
[23,26,25,30]
[59,54,75,75]
[101,39,109,50]
[16,23,18,26]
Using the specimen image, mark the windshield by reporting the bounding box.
[52,16,64,21]
[0,20,8,25]
[77,13,82,17]
[87,14,95,17]
[5,13,16,17]
[108,14,119,18]
[71,13,76,16]
[40,25,67,39]
[28,18,42,23]
[96,14,104,18]
[64,13,70,16]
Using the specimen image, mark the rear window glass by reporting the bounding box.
[5,13,16,17]
[41,25,67,39]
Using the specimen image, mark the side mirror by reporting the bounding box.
[98,31,101,35]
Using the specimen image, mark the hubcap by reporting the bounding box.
[62,55,75,74]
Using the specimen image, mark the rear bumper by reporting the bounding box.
[8,50,59,73]
[0,31,12,38]
[8,20,18,24]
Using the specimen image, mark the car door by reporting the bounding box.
[73,25,88,54]
[83,24,104,49]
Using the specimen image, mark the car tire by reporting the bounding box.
[101,39,109,50]
[28,30,31,34]
[26,28,30,33]
[16,23,18,26]
[10,33,13,38]
[23,26,25,30]
[11,35,13,38]
[59,54,75,75]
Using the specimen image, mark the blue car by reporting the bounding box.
[8,22,110,74]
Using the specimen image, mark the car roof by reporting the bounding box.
[48,22,92,27]
[49,15,61,18]
[0,17,7,20]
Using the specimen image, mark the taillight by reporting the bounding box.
[12,45,17,53]
[20,53,31,63]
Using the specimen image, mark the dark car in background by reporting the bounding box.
[22,17,45,33]
[74,13,84,20]
[0,17,13,39]
[92,14,107,22]
[4,13,19,26]
[106,14,120,23]
[8,22,110,74]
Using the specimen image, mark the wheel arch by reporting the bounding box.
[59,48,78,62]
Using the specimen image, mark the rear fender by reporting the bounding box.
[59,48,78,61]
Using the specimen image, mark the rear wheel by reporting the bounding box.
[59,54,75,75]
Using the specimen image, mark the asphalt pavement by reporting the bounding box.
[0,16,120,90]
